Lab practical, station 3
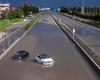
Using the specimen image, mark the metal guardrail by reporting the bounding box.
[52,15,100,75]
[0,25,26,54]
[0,16,35,55]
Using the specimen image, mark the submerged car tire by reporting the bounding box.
[34,59,37,62]
[41,62,43,64]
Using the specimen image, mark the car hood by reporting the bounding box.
[41,58,53,62]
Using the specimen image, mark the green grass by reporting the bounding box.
[0,18,23,30]
[22,16,40,30]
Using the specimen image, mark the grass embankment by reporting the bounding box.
[0,18,23,30]
[22,16,40,30]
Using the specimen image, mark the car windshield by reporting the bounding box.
[15,51,26,56]
[39,54,50,59]
[15,52,21,56]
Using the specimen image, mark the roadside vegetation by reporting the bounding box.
[0,18,23,30]
[22,15,40,30]
[60,6,100,28]
[0,4,39,30]
[60,6,100,21]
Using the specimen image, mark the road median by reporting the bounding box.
[22,16,40,30]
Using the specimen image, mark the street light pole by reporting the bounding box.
[6,0,10,25]
[82,0,85,14]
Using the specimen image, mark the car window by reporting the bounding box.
[40,54,50,59]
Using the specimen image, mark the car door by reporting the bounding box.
[36,56,41,63]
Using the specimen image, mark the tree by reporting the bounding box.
[14,8,24,18]
[60,6,68,13]
[0,4,39,20]
[1,10,10,19]
[21,4,39,16]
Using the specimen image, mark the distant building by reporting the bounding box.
[39,7,51,11]
[0,3,10,16]
[0,3,10,11]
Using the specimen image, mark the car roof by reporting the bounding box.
[38,53,50,59]
[16,51,29,55]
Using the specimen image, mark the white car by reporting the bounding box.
[35,53,54,66]
[23,19,27,22]
[44,19,48,21]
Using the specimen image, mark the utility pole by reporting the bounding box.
[81,0,85,15]
[6,0,10,25]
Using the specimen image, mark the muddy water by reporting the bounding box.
[0,13,99,80]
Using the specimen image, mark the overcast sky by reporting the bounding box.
[0,0,100,8]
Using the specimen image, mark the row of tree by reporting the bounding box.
[1,4,39,19]
[60,6,100,20]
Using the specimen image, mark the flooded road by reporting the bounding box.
[0,13,99,80]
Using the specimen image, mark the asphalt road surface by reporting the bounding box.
[0,12,99,80]
[54,13,100,57]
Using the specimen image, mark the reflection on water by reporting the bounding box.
[75,27,100,40]
[41,64,54,68]
[11,57,29,63]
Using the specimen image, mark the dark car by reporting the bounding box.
[12,51,29,60]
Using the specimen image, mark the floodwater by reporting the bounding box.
[0,13,99,80]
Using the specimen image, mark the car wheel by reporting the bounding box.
[34,59,37,62]
[41,62,43,64]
